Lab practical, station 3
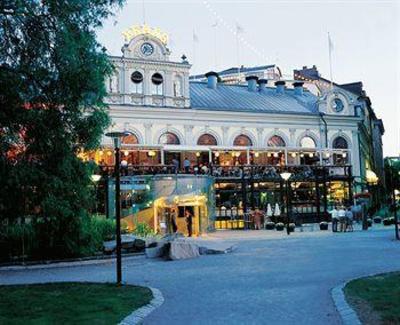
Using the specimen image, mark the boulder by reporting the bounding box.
[133,238,146,252]
[145,245,166,258]
[168,241,200,260]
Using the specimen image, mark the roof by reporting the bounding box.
[190,64,275,80]
[189,82,319,115]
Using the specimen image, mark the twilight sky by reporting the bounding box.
[97,0,400,157]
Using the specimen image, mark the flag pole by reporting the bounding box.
[328,32,334,89]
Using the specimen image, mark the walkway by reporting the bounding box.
[1,228,399,325]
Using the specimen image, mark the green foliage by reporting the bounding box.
[0,0,124,259]
[133,222,154,238]
[0,283,152,324]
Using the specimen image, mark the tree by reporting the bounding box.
[0,0,123,258]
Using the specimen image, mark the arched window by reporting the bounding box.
[130,71,143,94]
[159,132,180,145]
[332,136,348,149]
[300,136,316,148]
[122,134,139,145]
[267,135,286,147]
[197,133,217,146]
[152,73,163,95]
[233,134,252,146]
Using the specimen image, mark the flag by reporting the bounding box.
[193,29,199,43]
[235,22,244,35]
[328,32,334,53]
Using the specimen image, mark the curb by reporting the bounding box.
[0,255,145,271]
[119,287,164,325]
[331,281,361,325]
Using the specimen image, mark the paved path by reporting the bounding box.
[1,227,399,325]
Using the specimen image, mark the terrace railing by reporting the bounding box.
[99,164,352,180]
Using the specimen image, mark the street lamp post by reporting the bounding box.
[90,174,102,216]
[387,157,399,240]
[106,131,130,285]
[280,172,292,235]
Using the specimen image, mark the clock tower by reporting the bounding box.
[106,24,191,108]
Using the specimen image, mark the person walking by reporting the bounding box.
[253,208,264,230]
[185,209,193,237]
[345,206,354,232]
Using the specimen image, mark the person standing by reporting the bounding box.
[169,206,178,233]
[330,206,339,232]
[185,209,193,237]
[345,206,354,232]
[253,208,264,230]
[183,157,191,173]
[338,206,346,232]
[172,158,180,173]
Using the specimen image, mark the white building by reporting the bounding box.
[92,24,369,228]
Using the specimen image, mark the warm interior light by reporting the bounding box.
[235,152,241,157]
[91,174,101,182]
[124,150,129,156]
[254,152,259,158]
[196,152,201,157]
[291,152,296,158]
[107,151,112,156]
[121,160,128,167]
[325,152,330,158]
[99,150,104,156]
[300,153,304,158]
[214,151,220,157]
[309,152,314,158]
[267,152,272,157]
[273,152,279,158]
[148,150,156,157]
[342,152,347,158]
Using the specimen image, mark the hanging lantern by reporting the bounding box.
[214,151,220,157]
[196,152,201,157]
[291,152,296,158]
[124,150,129,156]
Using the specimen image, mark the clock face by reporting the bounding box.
[141,42,154,56]
[333,98,344,112]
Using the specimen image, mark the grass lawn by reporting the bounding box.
[0,282,152,325]
[344,272,400,325]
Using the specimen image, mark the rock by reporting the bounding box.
[198,242,237,255]
[103,235,137,253]
[162,232,184,242]
[145,245,165,258]
[133,238,146,252]
[168,241,200,260]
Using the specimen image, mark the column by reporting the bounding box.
[351,129,361,182]
[222,126,230,146]
[144,123,153,145]
[184,125,194,145]
[257,128,264,148]
[289,128,296,147]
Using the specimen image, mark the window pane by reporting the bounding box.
[233,134,252,146]
[267,135,286,147]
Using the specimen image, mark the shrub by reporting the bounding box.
[134,222,154,238]
[276,222,285,231]
[373,216,382,224]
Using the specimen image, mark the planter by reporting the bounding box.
[367,218,372,227]
[319,222,329,231]
[276,223,285,231]
[383,218,391,226]
[373,216,382,224]
[288,223,296,232]
[389,217,395,225]
[265,222,275,230]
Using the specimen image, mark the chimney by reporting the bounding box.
[293,81,304,96]
[245,76,259,92]
[205,71,218,89]
[257,79,268,92]
[274,80,286,94]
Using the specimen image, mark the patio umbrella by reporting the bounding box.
[266,204,273,217]
[274,203,281,217]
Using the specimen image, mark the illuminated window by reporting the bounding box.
[300,136,316,148]
[233,134,252,146]
[159,132,180,145]
[122,134,139,145]
[267,135,286,147]
[197,134,217,146]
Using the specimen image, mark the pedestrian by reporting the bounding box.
[185,209,193,237]
[170,206,178,233]
[330,206,339,232]
[338,206,346,232]
[183,157,190,173]
[345,206,354,232]
[253,208,264,230]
